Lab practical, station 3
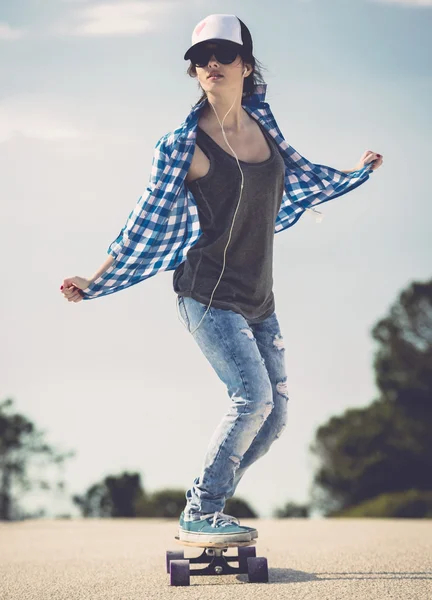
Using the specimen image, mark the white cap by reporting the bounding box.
[184,14,252,60]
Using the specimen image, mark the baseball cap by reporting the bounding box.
[184,14,253,61]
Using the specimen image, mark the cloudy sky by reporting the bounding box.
[1,0,430,519]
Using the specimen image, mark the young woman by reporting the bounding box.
[61,14,383,544]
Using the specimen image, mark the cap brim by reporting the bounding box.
[184,39,243,61]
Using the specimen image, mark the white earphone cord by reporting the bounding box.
[176,70,247,335]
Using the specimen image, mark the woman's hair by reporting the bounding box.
[186,18,267,107]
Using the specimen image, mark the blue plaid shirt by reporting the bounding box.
[82,84,373,300]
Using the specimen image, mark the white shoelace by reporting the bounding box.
[198,511,240,528]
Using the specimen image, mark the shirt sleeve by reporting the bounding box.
[81,136,169,300]
[275,157,373,233]
[260,102,375,233]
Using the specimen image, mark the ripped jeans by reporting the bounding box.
[176,295,289,519]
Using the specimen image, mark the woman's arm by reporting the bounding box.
[61,255,116,303]
[78,134,172,301]
[88,254,115,284]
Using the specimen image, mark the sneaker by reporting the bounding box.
[242,522,258,540]
[179,510,256,544]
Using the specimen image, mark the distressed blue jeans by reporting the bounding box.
[176,294,289,519]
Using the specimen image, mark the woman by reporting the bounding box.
[61,14,383,543]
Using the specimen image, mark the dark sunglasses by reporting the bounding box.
[189,42,242,68]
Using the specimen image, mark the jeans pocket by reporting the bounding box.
[177,295,191,332]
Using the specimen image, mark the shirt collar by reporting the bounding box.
[243,83,267,106]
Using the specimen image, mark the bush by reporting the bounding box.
[135,489,258,518]
[225,497,258,518]
[273,501,310,518]
[332,489,432,518]
[136,489,186,517]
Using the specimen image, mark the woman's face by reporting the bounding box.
[194,43,249,95]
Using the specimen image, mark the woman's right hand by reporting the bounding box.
[60,276,91,303]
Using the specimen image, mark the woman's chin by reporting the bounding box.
[203,78,225,90]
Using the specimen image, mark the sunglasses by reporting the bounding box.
[189,42,242,68]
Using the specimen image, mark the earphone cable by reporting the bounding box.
[176,88,245,335]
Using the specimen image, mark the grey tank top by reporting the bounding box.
[172,119,285,323]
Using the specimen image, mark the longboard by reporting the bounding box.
[166,535,268,586]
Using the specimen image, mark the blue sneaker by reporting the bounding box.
[241,522,258,540]
[179,511,257,544]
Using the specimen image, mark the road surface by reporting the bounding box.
[1,518,431,599]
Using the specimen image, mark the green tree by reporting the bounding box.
[336,490,432,518]
[0,398,75,521]
[273,501,310,518]
[135,490,258,518]
[136,488,186,518]
[225,497,258,518]
[135,490,257,518]
[372,279,432,418]
[74,472,259,519]
[73,472,145,517]
[309,278,432,516]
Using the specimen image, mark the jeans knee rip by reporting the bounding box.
[276,378,289,399]
[273,333,285,351]
[240,328,255,340]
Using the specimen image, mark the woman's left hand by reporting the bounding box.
[355,150,383,172]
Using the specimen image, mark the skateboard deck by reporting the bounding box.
[175,536,257,548]
[166,535,268,586]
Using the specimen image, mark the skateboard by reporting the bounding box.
[166,536,268,586]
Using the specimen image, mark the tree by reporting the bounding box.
[372,279,432,418]
[225,497,258,518]
[74,473,259,519]
[73,472,145,517]
[0,398,75,521]
[135,489,258,518]
[136,488,188,517]
[273,501,310,518]
[335,490,432,518]
[309,278,432,515]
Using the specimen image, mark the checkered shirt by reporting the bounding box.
[82,84,373,300]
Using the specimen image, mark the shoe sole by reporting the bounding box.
[178,528,252,544]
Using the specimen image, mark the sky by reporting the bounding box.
[0,0,431,519]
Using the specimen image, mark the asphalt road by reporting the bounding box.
[1,518,431,599]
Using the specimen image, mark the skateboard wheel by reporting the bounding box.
[247,556,268,583]
[170,559,190,586]
[166,550,184,573]
[238,545,256,572]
